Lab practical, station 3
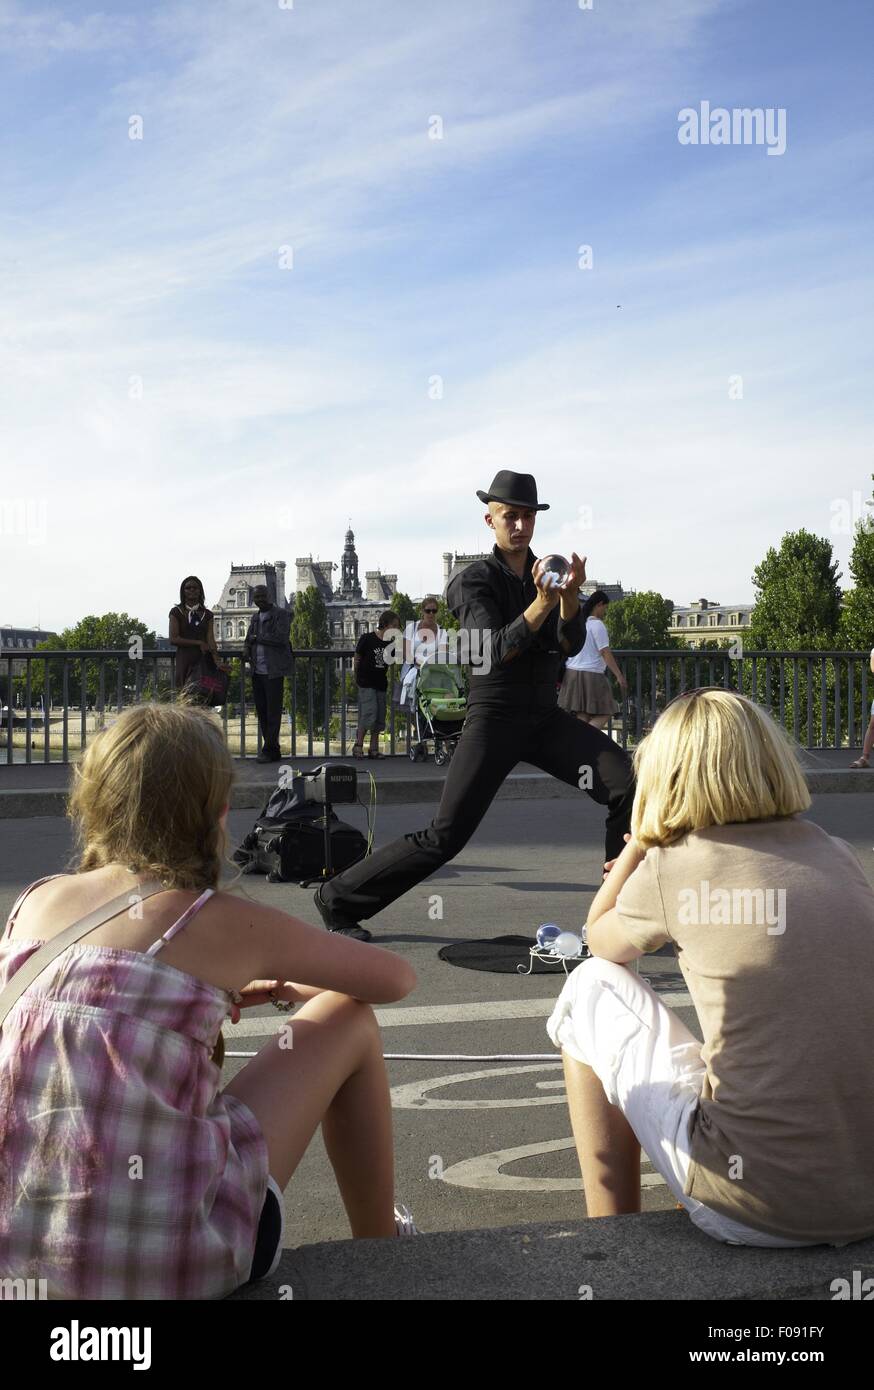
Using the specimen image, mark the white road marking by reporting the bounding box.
[392,1064,565,1110]
[439,1138,666,1192]
[227,989,693,1038]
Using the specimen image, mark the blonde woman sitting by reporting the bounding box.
[547,687,874,1247]
[0,701,417,1300]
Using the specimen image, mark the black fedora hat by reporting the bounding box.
[475,470,549,511]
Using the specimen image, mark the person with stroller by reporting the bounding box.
[0,701,419,1300]
[548,687,874,1246]
[399,597,450,717]
[314,471,635,941]
[558,589,626,729]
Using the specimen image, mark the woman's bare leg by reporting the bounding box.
[562,1051,641,1216]
[587,714,609,731]
[575,712,591,723]
[223,991,397,1236]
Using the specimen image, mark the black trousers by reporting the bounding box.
[252,675,285,755]
[323,700,635,924]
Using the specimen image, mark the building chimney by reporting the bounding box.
[274,561,286,607]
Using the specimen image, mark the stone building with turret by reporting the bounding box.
[213,528,400,661]
[211,562,289,650]
[298,526,398,646]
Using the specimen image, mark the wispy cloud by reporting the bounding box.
[1,0,872,629]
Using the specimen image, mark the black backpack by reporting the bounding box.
[232,776,368,885]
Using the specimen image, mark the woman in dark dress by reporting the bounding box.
[169,576,229,698]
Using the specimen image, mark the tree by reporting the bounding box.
[839,475,874,651]
[748,530,842,650]
[289,587,332,731]
[13,613,159,710]
[745,530,851,747]
[434,596,459,632]
[390,591,418,626]
[605,592,680,650]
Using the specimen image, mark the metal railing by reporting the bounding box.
[0,648,417,765]
[1,647,871,765]
[603,649,871,751]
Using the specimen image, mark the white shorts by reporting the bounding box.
[546,957,820,1247]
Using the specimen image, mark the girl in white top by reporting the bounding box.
[559,591,627,729]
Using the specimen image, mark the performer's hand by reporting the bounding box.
[532,558,562,607]
[561,552,587,592]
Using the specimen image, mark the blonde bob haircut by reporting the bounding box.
[67,698,235,891]
[630,687,811,849]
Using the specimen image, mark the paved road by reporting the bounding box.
[0,794,871,1247]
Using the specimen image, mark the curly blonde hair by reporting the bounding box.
[67,697,235,890]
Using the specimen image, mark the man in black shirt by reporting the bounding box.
[352,610,398,759]
[314,471,635,940]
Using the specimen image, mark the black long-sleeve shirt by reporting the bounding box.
[446,545,584,709]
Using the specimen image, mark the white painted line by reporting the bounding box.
[439,1138,666,1192]
[226,989,693,1039]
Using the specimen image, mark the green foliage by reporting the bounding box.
[606,592,681,651]
[839,477,874,650]
[289,587,334,731]
[290,587,330,649]
[840,586,874,651]
[748,529,842,650]
[434,597,459,632]
[12,613,160,708]
[390,591,418,625]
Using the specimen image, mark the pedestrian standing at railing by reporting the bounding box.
[850,643,874,768]
[352,610,399,760]
[558,589,627,730]
[169,576,228,698]
[242,586,293,764]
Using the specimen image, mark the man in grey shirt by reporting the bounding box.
[243,585,293,763]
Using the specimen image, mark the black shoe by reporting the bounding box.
[330,924,373,942]
[313,885,371,942]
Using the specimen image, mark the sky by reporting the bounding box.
[1,0,872,637]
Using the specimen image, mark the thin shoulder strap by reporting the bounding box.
[146,887,215,957]
[4,875,65,940]
[0,878,166,1035]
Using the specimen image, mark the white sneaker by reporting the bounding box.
[393,1202,419,1237]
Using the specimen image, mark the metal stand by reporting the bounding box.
[517,944,591,976]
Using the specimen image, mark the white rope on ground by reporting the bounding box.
[225,1052,562,1061]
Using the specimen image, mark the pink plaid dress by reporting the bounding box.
[0,876,270,1300]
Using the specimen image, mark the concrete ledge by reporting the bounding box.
[1,768,871,819]
[226,1210,874,1301]
[0,789,73,819]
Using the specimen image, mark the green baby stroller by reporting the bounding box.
[406,663,467,766]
